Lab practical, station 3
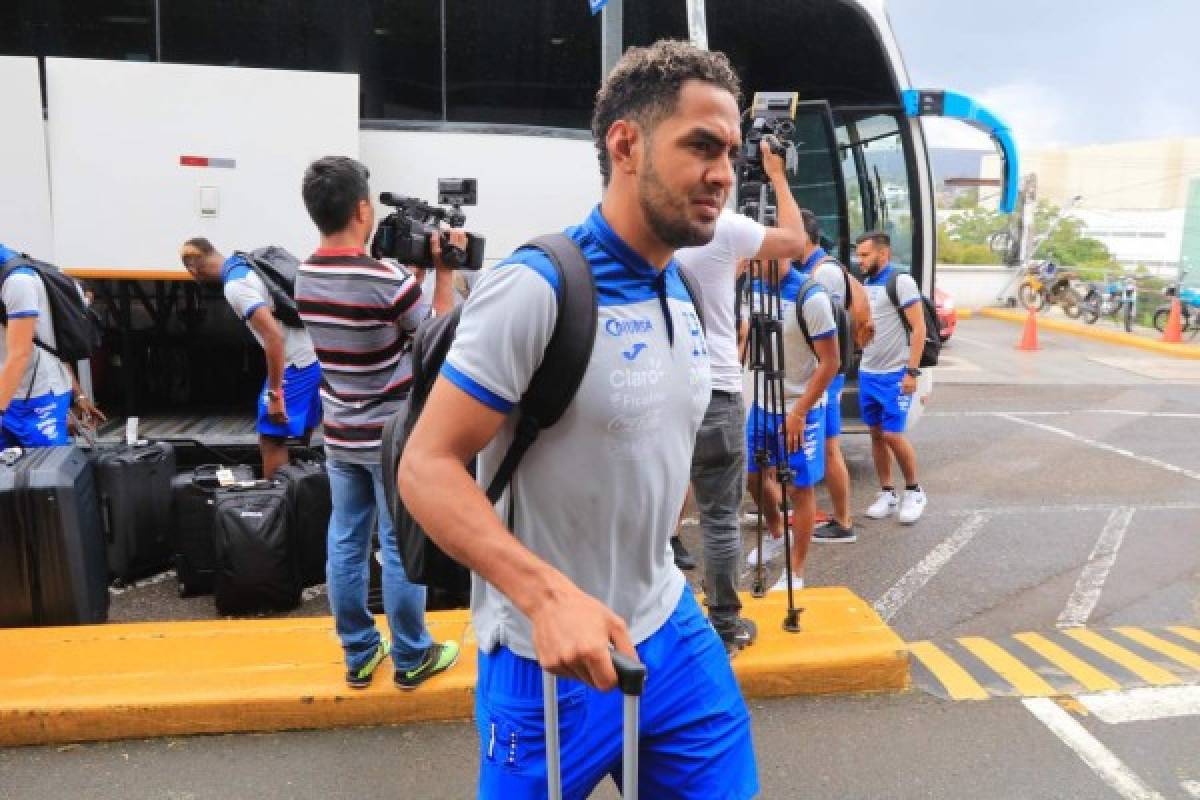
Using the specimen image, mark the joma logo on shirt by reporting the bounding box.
[605,318,653,337]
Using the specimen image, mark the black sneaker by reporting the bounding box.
[812,520,857,544]
[671,535,697,571]
[718,617,758,656]
[394,641,461,690]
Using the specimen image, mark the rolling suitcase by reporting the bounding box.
[0,446,109,627]
[275,459,331,587]
[544,653,646,800]
[171,464,255,596]
[212,480,302,615]
[94,442,176,583]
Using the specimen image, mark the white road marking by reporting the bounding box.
[1023,697,1166,800]
[1181,780,1200,798]
[1078,686,1200,725]
[996,413,1200,483]
[1058,507,1136,629]
[872,512,987,623]
[943,502,1200,516]
[928,410,1200,419]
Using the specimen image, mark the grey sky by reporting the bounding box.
[887,0,1200,152]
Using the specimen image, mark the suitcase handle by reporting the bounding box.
[610,651,646,697]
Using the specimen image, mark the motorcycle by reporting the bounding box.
[1152,273,1200,339]
[1081,274,1138,332]
[1017,260,1083,318]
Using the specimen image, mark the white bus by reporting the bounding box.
[0,0,1017,445]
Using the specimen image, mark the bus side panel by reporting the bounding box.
[0,56,54,259]
[45,58,359,269]
[359,130,601,265]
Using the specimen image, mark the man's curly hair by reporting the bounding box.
[592,40,741,186]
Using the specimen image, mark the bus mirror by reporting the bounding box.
[902,89,1020,214]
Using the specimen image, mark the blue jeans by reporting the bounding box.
[325,459,432,672]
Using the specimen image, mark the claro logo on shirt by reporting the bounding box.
[605,318,653,337]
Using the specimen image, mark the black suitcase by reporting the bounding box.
[0,446,109,627]
[212,480,301,615]
[275,460,331,587]
[171,464,255,597]
[94,442,176,583]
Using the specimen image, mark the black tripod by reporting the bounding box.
[743,183,803,633]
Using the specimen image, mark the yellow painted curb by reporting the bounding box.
[978,307,1200,360]
[955,308,974,320]
[0,588,906,747]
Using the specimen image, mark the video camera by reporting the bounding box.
[370,178,486,270]
[737,92,799,220]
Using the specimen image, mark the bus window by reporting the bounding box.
[836,112,915,272]
[2,0,155,62]
[785,102,848,262]
[444,0,599,128]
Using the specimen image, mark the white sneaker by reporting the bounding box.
[897,488,927,525]
[745,531,792,567]
[770,572,804,592]
[865,489,899,519]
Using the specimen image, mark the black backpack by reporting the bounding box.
[794,276,851,375]
[382,233,705,594]
[0,254,101,364]
[885,272,941,368]
[234,246,304,329]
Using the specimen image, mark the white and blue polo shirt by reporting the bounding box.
[221,254,317,371]
[741,265,837,409]
[441,206,712,659]
[0,244,72,400]
[861,265,920,374]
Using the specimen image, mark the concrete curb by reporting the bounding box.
[976,307,1200,359]
[0,588,907,747]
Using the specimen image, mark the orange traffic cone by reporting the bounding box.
[1016,307,1040,351]
[1161,297,1184,344]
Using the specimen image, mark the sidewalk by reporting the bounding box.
[0,588,906,747]
[977,307,1200,359]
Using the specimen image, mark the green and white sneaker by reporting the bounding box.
[346,638,391,689]
[395,641,461,690]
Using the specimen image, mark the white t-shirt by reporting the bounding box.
[0,267,73,399]
[222,256,317,370]
[861,266,921,374]
[674,209,766,394]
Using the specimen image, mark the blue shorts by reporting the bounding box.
[745,402,827,488]
[1,390,72,448]
[474,588,758,800]
[256,362,323,439]
[858,369,913,434]
[825,373,846,438]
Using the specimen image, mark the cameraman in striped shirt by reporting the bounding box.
[297,156,461,691]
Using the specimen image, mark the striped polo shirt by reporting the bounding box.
[296,247,429,463]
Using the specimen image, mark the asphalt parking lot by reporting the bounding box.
[7,316,1198,800]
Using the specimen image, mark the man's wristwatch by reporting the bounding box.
[266,389,282,403]
[904,367,922,377]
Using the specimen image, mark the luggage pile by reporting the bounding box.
[0,443,332,628]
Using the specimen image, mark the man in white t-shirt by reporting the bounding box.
[180,238,322,477]
[674,139,809,654]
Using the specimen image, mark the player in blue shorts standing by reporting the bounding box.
[180,238,322,477]
[856,231,928,524]
[399,41,758,799]
[743,241,842,591]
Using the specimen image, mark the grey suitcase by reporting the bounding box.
[543,652,646,800]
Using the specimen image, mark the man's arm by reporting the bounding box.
[398,380,635,690]
[0,317,36,411]
[753,139,809,265]
[900,299,926,396]
[847,273,875,348]
[246,307,289,424]
[784,335,839,452]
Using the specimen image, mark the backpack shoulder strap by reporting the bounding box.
[819,255,853,312]
[885,270,913,335]
[675,265,706,335]
[793,277,824,355]
[484,233,596,503]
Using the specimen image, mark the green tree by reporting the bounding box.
[1031,202,1119,270]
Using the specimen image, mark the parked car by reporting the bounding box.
[934,287,957,342]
